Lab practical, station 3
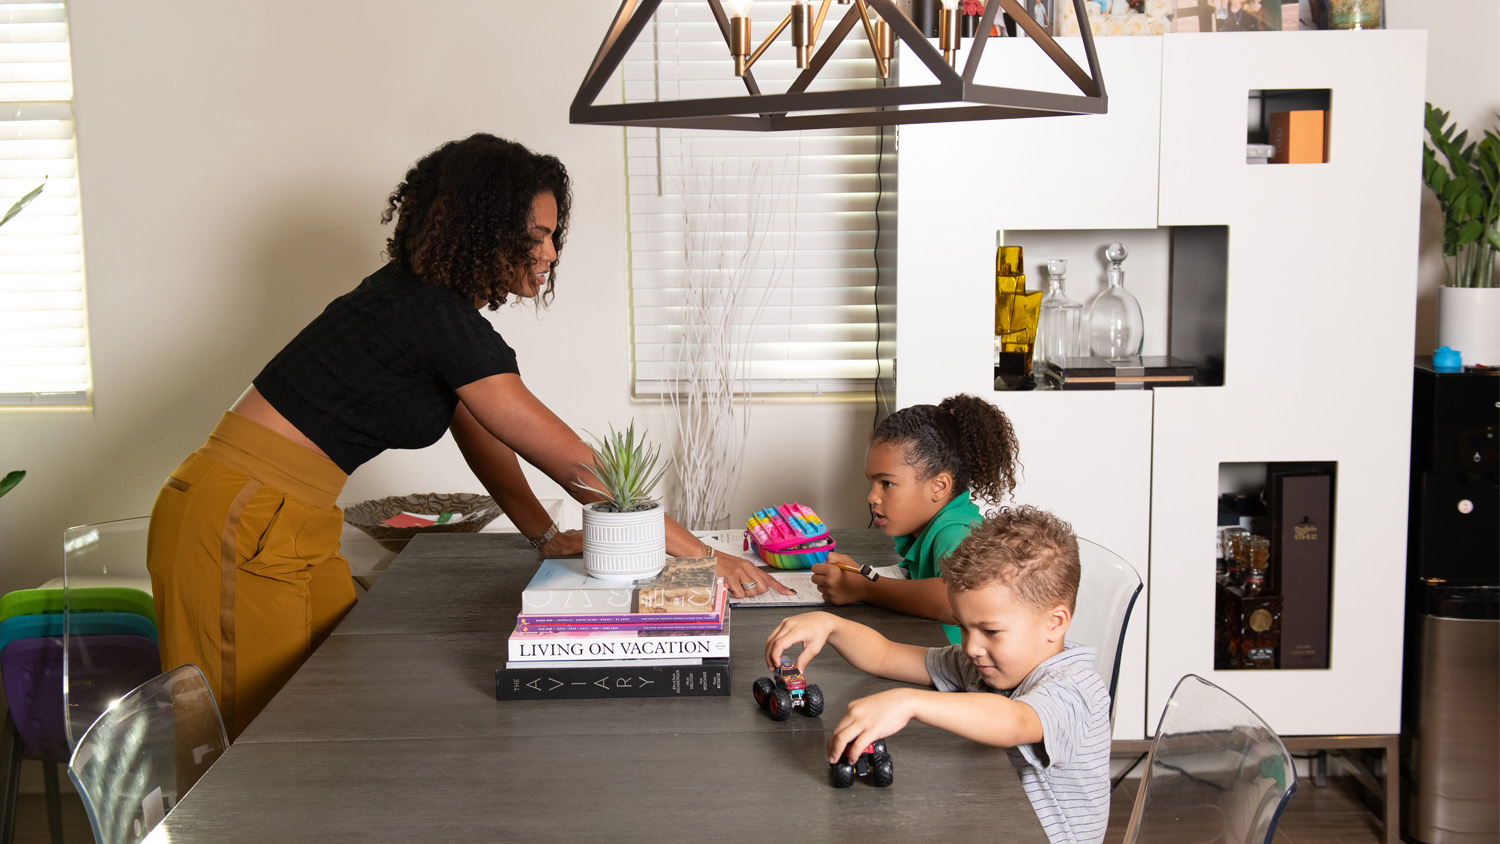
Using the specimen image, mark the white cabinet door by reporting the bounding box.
[1149,31,1426,736]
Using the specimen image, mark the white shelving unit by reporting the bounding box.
[891,30,1425,740]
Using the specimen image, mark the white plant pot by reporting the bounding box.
[581,501,667,582]
[1436,286,1500,367]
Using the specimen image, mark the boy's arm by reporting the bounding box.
[764,611,931,685]
[811,562,958,625]
[827,688,1045,763]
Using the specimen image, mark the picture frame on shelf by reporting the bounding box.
[1054,0,1176,37]
[1175,0,1292,32]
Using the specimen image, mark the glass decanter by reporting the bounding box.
[1085,242,1144,358]
[1032,258,1083,386]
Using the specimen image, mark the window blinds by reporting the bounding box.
[624,1,882,396]
[0,0,87,407]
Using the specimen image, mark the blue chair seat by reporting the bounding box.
[0,611,157,654]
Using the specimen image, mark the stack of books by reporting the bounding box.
[494,555,731,700]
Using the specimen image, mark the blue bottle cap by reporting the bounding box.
[1433,346,1462,371]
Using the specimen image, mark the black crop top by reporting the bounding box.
[254,263,520,473]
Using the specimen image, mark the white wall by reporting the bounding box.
[0,3,1488,594]
[0,0,872,595]
[1387,0,1500,353]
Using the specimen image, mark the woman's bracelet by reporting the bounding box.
[526,521,560,551]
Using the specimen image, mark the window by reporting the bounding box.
[623,1,882,396]
[0,0,87,408]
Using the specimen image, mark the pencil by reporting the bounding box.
[833,561,880,582]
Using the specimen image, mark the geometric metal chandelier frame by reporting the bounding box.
[571,0,1107,131]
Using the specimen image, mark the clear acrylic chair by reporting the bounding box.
[1071,537,1143,723]
[62,517,159,748]
[1122,674,1298,844]
[67,664,228,844]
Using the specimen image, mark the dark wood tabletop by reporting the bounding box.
[149,530,1049,843]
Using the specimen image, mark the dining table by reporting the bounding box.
[147,529,1049,843]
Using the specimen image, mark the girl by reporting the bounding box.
[812,393,1019,643]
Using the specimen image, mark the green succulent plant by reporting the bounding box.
[1422,104,1499,288]
[0,181,43,229]
[574,421,666,512]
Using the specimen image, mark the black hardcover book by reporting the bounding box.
[495,658,730,700]
[1046,356,1197,390]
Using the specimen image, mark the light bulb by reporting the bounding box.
[727,0,754,16]
[940,0,959,9]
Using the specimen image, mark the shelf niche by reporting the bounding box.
[996,225,1229,388]
[1215,460,1337,673]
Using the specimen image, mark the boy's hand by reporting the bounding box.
[811,554,867,605]
[764,611,840,672]
[828,689,917,763]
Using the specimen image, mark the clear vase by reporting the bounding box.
[1033,258,1083,386]
[1086,242,1144,359]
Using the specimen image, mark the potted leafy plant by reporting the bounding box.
[575,421,668,581]
[1422,103,1499,365]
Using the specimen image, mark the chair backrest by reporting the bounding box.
[63,517,158,748]
[1,634,161,762]
[1070,537,1143,720]
[1122,674,1298,844]
[1,611,158,652]
[67,665,228,844]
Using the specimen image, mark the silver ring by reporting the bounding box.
[742,581,758,590]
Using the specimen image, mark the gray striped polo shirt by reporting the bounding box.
[926,641,1112,844]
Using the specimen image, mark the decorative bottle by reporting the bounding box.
[1085,242,1144,359]
[1032,257,1083,385]
[993,238,1042,390]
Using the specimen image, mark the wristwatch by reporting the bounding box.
[526,522,559,551]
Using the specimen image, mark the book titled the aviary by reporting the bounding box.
[495,658,730,700]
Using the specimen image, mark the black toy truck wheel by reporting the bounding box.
[832,761,855,788]
[871,738,887,755]
[872,753,894,787]
[752,677,774,709]
[802,685,824,718]
[769,687,793,721]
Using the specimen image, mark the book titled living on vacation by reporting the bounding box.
[506,610,732,663]
[520,555,719,619]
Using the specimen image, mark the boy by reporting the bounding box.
[764,506,1111,844]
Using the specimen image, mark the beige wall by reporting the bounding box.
[0,3,1490,594]
[0,0,871,595]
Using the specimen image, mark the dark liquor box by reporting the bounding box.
[1268,466,1333,670]
[1046,356,1197,390]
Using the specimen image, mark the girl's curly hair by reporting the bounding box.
[381,134,572,310]
[871,393,1020,505]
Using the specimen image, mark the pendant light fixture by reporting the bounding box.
[571,0,1106,131]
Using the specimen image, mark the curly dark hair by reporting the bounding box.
[381,133,572,310]
[871,393,1020,505]
[943,505,1080,612]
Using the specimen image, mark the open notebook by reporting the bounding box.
[694,531,907,608]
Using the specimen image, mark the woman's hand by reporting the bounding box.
[716,551,794,600]
[537,528,582,557]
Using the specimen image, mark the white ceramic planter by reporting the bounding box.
[581,501,667,581]
[1436,286,1500,367]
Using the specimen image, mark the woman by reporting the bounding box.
[147,134,787,739]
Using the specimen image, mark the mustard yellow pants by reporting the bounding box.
[147,411,356,740]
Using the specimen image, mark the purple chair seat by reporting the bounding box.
[0,635,160,761]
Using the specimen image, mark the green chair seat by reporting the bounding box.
[0,587,155,625]
[0,611,158,653]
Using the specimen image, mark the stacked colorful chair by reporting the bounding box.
[1,517,160,844]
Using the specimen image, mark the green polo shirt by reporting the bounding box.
[891,494,983,644]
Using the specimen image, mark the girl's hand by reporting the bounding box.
[716,551,794,599]
[810,554,867,605]
[764,611,839,672]
[537,529,582,557]
[828,689,917,764]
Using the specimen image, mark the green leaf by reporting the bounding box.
[0,469,24,499]
[1456,220,1483,245]
[0,181,44,229]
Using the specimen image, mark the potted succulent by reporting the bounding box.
[575,421,668,581]
[1422,104,1499,365]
